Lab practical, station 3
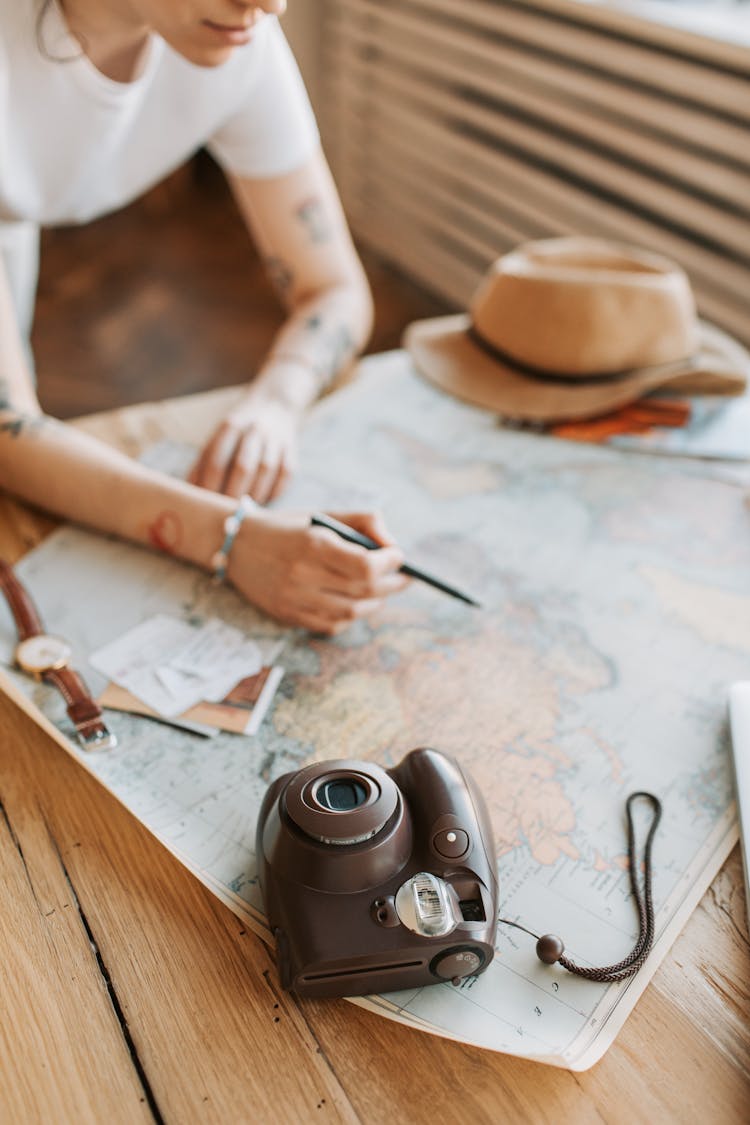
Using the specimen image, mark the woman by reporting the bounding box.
[0,1,408,634]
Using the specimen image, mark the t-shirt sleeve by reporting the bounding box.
[207,18,320,179]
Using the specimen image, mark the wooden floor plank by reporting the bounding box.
[0,691,359,1124]
[0,710,154,1125]
[649,850,750,1073]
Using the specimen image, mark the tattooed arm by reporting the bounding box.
[188,147,374,503]
[0,260,406,633]
[0,258,238,563]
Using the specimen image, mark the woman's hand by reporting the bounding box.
[227,510,410,634]
[189,395,300,504]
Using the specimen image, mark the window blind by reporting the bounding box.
[318,0,750,343]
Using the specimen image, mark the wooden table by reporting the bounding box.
[1,374,748,1124]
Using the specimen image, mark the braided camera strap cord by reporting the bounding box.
[498,791,663,983]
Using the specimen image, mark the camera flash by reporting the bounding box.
[395,872,459,938]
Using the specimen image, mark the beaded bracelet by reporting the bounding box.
[211,495,257,584]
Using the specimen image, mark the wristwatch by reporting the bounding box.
[0,559,117,751]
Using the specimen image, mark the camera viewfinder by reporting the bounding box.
[318,778,368,811]
[459,899,486,923]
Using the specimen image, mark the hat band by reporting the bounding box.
[467,326,697,386]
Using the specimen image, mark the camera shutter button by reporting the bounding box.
[431,948,484,981]
[433,828,469,859]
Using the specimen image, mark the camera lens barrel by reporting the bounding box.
[285,761,400,846]
[260,758,414,894]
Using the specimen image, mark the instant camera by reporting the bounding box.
[256,747,498,998]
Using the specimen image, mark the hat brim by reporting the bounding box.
[404,314,749,422]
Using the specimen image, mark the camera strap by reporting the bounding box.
[497,791,662,983]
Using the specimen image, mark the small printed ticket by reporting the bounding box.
[89,613,276,720]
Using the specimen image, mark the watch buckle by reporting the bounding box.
[78,727,118,752]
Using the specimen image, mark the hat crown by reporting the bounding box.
[471,238,698,376]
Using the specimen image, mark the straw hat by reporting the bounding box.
[405,237,748,422]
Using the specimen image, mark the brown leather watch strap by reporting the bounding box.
[45,668,115,750]
[0,559,44,639]
[0,557,116,751]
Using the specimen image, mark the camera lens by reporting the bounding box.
[282,760,403,853]
[317,779,368,812]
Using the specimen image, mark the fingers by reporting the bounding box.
[192,422,295,503]
[227,509,410,634]
[325,565,410,601]
[292,594,385,636]
[311,529,406,587]
[225,430,288,503]
[223,428,262,498]
[329,510,397,547]
[243,435,295,504]
[275,526,409,631]
[297,511,409,600]
[189,422,240,493]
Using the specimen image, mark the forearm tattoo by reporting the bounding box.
[273,317,356,394]
[264,256,294,300]
[146,510,183,555]
[0,377,45,439]
[303,318,356,391]
[295,196,333,244]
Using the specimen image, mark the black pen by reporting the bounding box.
[311,514,481,608]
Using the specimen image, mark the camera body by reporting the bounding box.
[256,747,498,998]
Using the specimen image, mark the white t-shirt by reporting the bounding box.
[0,2,320,330]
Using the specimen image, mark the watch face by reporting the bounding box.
[16,634,72,675]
